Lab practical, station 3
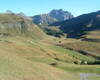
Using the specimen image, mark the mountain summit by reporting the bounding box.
[32,9,73,24]
[49,9,73,21]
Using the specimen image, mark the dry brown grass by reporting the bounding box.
[0,37,80,80]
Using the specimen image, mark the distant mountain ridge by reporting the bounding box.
[51,10,100,38]
[32,9,73,24]
[49,9,73,21]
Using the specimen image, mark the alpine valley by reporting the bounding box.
[0,9,99,80]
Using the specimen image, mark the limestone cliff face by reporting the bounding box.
[49,9,73,21]
[32,9,73,24]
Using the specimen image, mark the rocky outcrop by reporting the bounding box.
[32,9,73,24]
[49,9,73,21]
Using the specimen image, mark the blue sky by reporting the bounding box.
[0,0,100,16]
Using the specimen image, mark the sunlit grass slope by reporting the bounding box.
[0,13,99,80]
[0,14,80,80]
[0,14,46,40]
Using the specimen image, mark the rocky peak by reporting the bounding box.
[49,9,73,21]
[32,9,74,24]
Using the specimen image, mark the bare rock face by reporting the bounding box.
[32,14,58,24]
[49,9,73,21]
[32,9,74,24]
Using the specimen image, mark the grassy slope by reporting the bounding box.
[0,48,73,80]
[0,14,78,80]
[0,36,81,80]
[0,14,46,40]
[58,30,100,59]
[0,36,99,80]
[0,14,99,80]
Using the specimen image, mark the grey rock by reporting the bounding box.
[32,9,74,24]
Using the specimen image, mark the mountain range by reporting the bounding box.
[32,9,73,24]
[50,10,100,38]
